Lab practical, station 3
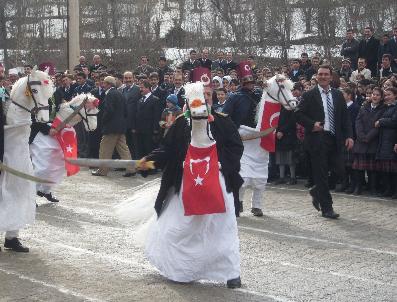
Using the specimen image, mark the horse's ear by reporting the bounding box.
[44,67,50,75]
[32,66,38,72]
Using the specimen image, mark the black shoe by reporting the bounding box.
[335,184,347,192]
[251,208,263,217]
[274,178,286,185]
[239,201,243,213]
[353,186,362,196]
[288,178,297,185]
[345,186,355,194]
[139,170,149,178]
[381,190,393,197]
[227,277,241,289]
[91,170,106,176]
[305,181,314,188]
[122,172,136,177]
[38,191,59,202]
[322,210,340,219]
[309,188,321,211]
[4,238,29,252]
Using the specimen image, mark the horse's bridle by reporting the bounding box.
[266,80,296,110]
[12,74,50,115]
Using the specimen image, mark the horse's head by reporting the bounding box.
[57,94,99,131]
[10,66,54,122]
[264,74,297,110]
[184,82,209,120]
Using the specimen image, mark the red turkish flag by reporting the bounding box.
[182,144,225,216]
[259,100,281,152]
[51,120,79,176]
[192,66,211,84]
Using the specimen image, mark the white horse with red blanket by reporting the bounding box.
[30,93,99,202]
[238,74,297,216]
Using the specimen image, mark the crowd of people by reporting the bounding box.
[1,26,397,200]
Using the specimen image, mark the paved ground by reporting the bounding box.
[1,169,396,302]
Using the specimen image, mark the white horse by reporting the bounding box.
[30,93,99,202]
[239,74,297,216]
[0,67,54,238]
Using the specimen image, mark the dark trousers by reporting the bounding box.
[125,130,136,159]
[88,127,102,159]
[75,121,89,157]
[308,132,344,212]
[134,132,154,159]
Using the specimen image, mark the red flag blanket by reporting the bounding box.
[182,144,225,216]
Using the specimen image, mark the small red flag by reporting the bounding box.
[182,144,225,216]
[192,66,211,85]
[259,100,281,152]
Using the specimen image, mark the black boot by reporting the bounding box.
[227,276,241,289]
[353,171,363,195]
[37,191,59,203]
[4,238,29,252]
[380,173,392,197]
[368,171,377,196]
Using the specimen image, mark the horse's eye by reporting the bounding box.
[31,89,38,93]
[279,85,285,89]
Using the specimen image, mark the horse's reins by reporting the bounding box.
[266,80,296,110]
[12,74,50,115]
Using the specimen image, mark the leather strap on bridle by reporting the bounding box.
[267,80,295,110]
[12,75,49,115]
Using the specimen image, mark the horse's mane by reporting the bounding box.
[65,93,95,106]
[9,76,27,100]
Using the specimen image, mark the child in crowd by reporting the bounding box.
[375,87,397,198]
[351,87,385,195]
[338,88,360,193]
[212,88,228,113]
[159,94,182,136]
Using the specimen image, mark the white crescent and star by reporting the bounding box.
[194,175,204,186]
[66,145,73,153]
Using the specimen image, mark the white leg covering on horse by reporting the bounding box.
[252,187,266,209]
[5,230,19,239]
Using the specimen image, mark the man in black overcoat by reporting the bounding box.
[295,65,354,219]
[358,26,380,76]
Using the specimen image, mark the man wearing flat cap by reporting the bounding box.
[92,76,135,177]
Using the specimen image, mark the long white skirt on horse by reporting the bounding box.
[0,124,36,231]
[30,132,65,193]
[115,175,240,283]
[238,126,269,189]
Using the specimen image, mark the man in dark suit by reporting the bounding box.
[224,52,238,74]
[340,29,360,70]
[377,54,397,79]
[92,76,135,177]
[289,59,304,82]
[88,74,107,159]
[181,50,200,74]
[198,48,212,69]
[53,74,77,111]
[169,73,185,108]
[157,56,173,85]
[74,72,93,95]
[89,54,107,73]
[132,80,162,159]
[388,27,397,68]
[358,26,380,76]
[211,50,227,71]
[295,65,354,219]
[121,71,141,158]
